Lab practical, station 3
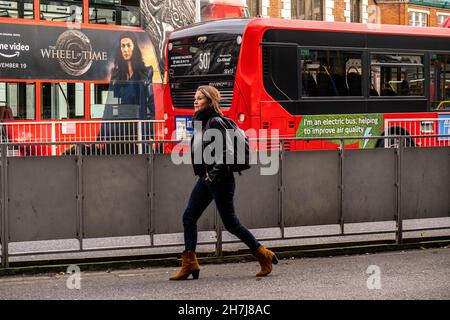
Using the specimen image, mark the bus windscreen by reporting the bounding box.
[168,39,240,77]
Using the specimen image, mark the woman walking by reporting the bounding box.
[170,85,278,280]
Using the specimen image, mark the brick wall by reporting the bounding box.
[376,2,450,26]
[377,3,403,25]
[334,0,346,22]
[269,0,281,17]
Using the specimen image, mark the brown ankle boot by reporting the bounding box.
[169,250,200,280]
[255,245,278,277]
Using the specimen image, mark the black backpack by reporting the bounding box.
[220,116,251,174]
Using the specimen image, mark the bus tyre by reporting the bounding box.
[376,128,415,148]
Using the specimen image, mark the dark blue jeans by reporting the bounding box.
[183,172,261,255]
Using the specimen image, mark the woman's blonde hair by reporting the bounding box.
[196,85,223,116]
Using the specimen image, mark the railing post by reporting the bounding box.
[339,138,345,235]
[215,206,223,257]
[76,144,84,251]
[148,141,154,246]
[279,140,285,239]
[384,119,389,148]
[395,136,403,244]
[1,144,9,268]
[51,122,57,156]
[137,120,143,155]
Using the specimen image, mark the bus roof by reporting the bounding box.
[170,18,250,40]
[169,17,450,43]
[248,17,450,39]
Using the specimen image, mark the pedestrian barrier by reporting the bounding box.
[0,120,166,156]
[0,135,449,268]
[384,118,450,147]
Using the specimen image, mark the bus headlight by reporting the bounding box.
[238,113,245,122]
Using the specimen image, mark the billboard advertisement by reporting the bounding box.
[0,23,156,82]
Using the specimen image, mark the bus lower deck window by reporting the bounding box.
[41,82,85,120]
[0,82,35,120]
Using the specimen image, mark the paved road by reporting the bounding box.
[0,247,448,300]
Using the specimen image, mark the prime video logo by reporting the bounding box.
[170,121,280,176]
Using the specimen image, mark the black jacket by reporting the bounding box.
[191,113,231,181]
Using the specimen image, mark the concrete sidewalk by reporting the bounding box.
[0,246,448,300]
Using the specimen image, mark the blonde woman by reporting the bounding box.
[170,85,278,280]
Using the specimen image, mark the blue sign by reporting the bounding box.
[175,116,193,140]
[438,114,450,141]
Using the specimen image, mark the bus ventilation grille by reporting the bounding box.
[265,140,291,151]
[172,88,233,108]
[262,47,269,77]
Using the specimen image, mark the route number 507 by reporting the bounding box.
[199,51,211,71]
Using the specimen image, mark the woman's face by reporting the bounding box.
[194,90,210,112]
[120,37,134,61]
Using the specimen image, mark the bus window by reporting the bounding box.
[300,49,362,97]
[370,53,424,97]
[88,0,141,27]
[262,45,298,101]
[40,0,83,22]
[90,83,110,119]
[41,82,84,119]
[0,82,35,120]
[0,0,34,19]
[431,54,450,110]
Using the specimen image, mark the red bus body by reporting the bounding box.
[164,18,450,150]
[442,17,450,28]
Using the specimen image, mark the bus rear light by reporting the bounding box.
[238,113,245,122]
[164,127,168,135]
[420,121,433,133]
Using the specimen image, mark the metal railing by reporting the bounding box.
[384,117,450,147]
[0,120,166,156]
[0,133,449,268]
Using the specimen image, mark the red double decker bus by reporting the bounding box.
[0,0,163,156]
[200,0,250,21]
[164,18,450,150]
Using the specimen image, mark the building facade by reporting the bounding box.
[246,0,373,22]
[246,0,450,27]
[376,0,450,27]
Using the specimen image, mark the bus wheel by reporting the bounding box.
[376,128,415,148]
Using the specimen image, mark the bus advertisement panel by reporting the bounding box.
[0,23,155,81]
